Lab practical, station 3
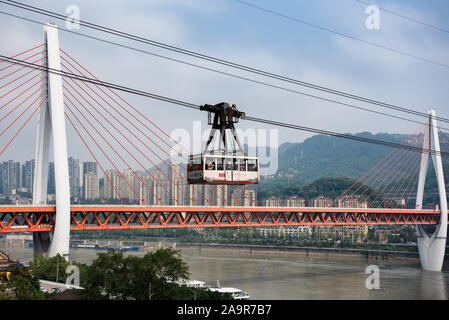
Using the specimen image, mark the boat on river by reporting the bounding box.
[71,243,139,251]
[181,279,250,300]
[208,286,250,300]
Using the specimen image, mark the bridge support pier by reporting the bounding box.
[415,109,447,271]
[32,23,71,260]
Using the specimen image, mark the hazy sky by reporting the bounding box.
[1,0,448,166]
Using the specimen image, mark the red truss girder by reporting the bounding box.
[0,206,443,233]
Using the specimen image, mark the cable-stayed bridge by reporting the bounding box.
[1,24,449,272]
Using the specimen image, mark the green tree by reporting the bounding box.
[29,254,70,283]
[82,248,192,300]
[29,254,89,288]
[0,265,45,300]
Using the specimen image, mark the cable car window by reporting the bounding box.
[217,157,224,170]
[205,157,215,170]
[188,155,202,171]
[232,158,238,170]
[190,155,201,165]
[239,159,247,171]
[225,158,233,170]
[248,159,258,171]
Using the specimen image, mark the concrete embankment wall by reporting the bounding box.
[3,238,449,262]
[176,243,449,262]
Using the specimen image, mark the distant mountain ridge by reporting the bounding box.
[263,132,410,186]
[141,131,442,205]
[145,132,414,184]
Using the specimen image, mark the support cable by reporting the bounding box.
[65,112,124,202]
[63,80,186,204]
[61,65,204,205]
[0,76,44,114]
[3,54,449,158]
[2,1,448,125]
[65,103,141,204]
[64,97,159,204]
[351,127,426,204]
[365,131,426,206]
[0,95,46,156]
[0,88,46,138]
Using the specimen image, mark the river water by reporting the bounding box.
[1,244,448,300]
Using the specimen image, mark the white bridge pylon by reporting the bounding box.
[32,23,71,260]
[415,109,448,271]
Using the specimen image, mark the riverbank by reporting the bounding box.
[72,239,424,260]
[175,242,428,261]
[4,238,449,262]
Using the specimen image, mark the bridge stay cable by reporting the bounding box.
[63,84,184,205]
[61,70,202,205]
[0,69,47,157]
[367,134,426,208]
[64,111,125,202]
[59,52,235,205]
[334,125,422,208]
[0,72,45,119]
[357,129,425,205]
[334,125,426,208]
[330,124,426,206]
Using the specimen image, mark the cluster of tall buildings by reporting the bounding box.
[0,157,99,202]
[67,158,100,200]
[263,195,369,241]
[101,163,257,206]
[264,195,368,208]
[0,158,258,206]
[0,160,35,198]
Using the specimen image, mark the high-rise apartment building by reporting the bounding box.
[1,161,21,195]
[47,162,55,195]
[104,170,122,200]
[82,161,98,199]
[0,162,6,195]
[123,169,141,203]
[68,157,80,199]
[285,196,305,207]
[167,163,184,206]
[84,173,99,200]
[9,162,20,192]
[139,175,154,205]
[21,160,35,193]
[243,188,257,207]
[311,195,333,207]
[83,162,97,176]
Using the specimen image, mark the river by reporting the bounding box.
[1,244,448,300]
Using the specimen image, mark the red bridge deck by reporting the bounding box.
[0,206,442,233]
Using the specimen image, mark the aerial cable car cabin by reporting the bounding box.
[187,102,260,185]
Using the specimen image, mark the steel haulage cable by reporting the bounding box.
[2,53,449,159]
[1,8,445,132]
[1,1,449,125]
